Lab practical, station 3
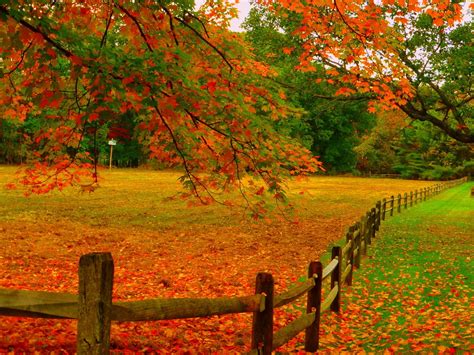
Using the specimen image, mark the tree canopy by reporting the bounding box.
[259,0,473,143]
[1,0,472,212]
[1,1,322,216]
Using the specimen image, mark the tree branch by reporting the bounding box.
[114,2,154,52]
[398,102,473,143]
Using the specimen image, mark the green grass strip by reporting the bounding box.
[319,182,474,352]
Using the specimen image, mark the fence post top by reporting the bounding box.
[79,252,113,265]
[256,272,274,282]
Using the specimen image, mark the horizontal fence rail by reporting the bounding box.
[0,177,467,353]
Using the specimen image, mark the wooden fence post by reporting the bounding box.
[404,192,408,209]
[375,201,381,231]
[410,191,413,206]
[390,196,394,217]
[397,194,402,213]
[371,208,377,241]
[382,198,387,220]
[305,261,323,352]
[345,229,354,286]
[77,252,114,355]
[354,225,361,269]
[362,213,369,254]
[414,190,418,204]
[251,272,274,354]
[330,246,342,313]
[424,188,427,201]
[365,211,372,246]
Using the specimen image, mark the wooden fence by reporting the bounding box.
[0,177,467,353]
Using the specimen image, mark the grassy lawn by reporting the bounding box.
[319,182,474,352]
[0,165,457,352]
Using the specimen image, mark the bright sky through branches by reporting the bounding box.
[195,0,251,31]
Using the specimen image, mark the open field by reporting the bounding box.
[0,165,441,352]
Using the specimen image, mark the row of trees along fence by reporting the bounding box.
[0,177,467,353]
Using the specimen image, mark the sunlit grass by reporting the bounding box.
[0,165,434,231]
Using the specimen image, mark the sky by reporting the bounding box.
[195,0,252,32]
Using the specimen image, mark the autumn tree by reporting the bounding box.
[259,0,473,143]
[243,5,376,172]
[0,1,323,216]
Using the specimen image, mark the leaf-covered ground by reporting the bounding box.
[0,166,457,352]
[318,182,473,353]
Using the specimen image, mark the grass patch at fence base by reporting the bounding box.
[319,182,473,352]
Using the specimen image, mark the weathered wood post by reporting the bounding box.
[362,212,369,254]
[251,272,274,354]
[77,252,114,355]
[371,207,377,241]
[382,198,387,220]
[354,226,361,269]
[330,246,342,313]
[365,211,372,246]
[305,261,323,352]
[390,195,394,216]
[397,194,402,213]
[404,192,408,209]
[414,190,418,204]
[410,191,413,206]
[345,228,354,286]
[375,201,381,231]
[424,188,427,201]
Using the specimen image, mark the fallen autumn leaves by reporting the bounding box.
[0,168,471,352]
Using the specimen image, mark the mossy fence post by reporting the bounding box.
[330,246,342,312]
[251,273,274,354]
[375,201,381,231]
[371,207,377,241]
[304,261,323,352]
[345,226,355,285]
[77,252,114,355]
[382,198,387,220]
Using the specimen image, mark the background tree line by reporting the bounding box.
[1,1,472,183]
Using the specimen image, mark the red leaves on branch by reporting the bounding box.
[1,1,323,213]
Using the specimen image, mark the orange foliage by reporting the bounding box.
[0,1,323,214]
[259,0,463,109]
